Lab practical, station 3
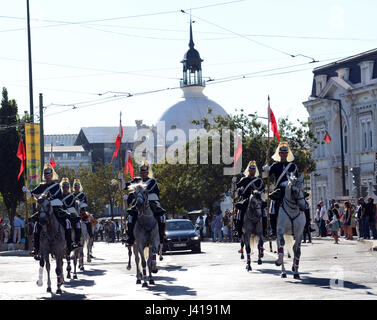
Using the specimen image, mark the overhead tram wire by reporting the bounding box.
[182,10,318,63]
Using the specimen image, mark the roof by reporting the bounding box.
[44,145,86,152]
[44,134,78,146]
[77,126,138,144]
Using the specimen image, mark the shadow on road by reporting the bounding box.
[38,291,87,300]
[147,282,197,297]
[63,278,95,288]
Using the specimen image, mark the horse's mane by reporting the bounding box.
[128,181,147,192]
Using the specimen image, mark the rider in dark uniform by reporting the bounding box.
[61,177,82,247]
[22,165,76,258]
[124,161,166,246]
[263,142,298,237]
[72,179,93,238]
[235,161,265,239]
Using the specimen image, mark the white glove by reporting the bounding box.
[22,186,31,199]
[232,176,237,183]
[22,186,28,192]
[262,165,270,171]
[123,195,128,200]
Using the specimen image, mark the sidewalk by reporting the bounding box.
[312,236,377,251]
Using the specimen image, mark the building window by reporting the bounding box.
[360,117,373,151]
[76,153,81,159]
[63,153,68,159]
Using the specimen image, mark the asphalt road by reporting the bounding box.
[0,238,376,300]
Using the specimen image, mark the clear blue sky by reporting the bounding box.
[1,0,376,134]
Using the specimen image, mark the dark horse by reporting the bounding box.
[242,190,264,272]
[35,193,66,294]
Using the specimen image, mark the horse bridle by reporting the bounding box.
[135,187,150,216]
[283,181,305,211]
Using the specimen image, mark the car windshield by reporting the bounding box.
[166,221,194,231]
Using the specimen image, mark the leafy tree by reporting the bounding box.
[0,88,24,233]
[153,108,317,215]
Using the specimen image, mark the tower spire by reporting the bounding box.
[189,15,194,49]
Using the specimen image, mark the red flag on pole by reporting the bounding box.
[323,131,331,143]
[233,136,243,167]
[269,98,280,143]
[17,140,26,181]
[50,157,56,168]
[112,122,123,162]
[125,153,134,179]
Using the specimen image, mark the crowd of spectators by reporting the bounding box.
[315,197,377,243]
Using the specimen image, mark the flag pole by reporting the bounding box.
[118,112,125,232]
[266,95,273,252]
[21,139,30,252]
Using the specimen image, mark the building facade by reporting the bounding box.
[303,48,377,212]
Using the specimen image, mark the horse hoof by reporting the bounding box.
[293,274,300,280]
[288,254,291,258]
[136,279,141,284]
[159,256,163,261]
[292,266,295,272]
[149,279,155,285]
[47,287,52,293]
[241,254,244,260]
[127,266,131,271]
[246,265,252,272]
[142,282,148,288]
[152,269,158,274]
[80,267,84,271]
[56,289,62,295]
[36,280,43,287]
[258,259,262,265]
[67,274,71,279]
[73,275,78,280]
[281,273,287,278]
[275,260,282,267]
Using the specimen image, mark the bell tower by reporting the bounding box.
[180,19,204,87]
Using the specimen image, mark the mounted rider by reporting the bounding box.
[22,164,77,258]
[235,160,265,239]
[263,142,300,237]
[60,177,82,248]
[124,161,166,246]
[72,179,94,239]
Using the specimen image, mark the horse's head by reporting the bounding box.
[129,182,149,212]
[37,192,51,225]
[286,173,306,211]
[247,190,263,218]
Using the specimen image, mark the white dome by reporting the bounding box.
[157,86,228,145]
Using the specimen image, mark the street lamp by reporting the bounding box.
[321,98,346,196]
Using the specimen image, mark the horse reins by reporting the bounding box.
[281,183,305,235]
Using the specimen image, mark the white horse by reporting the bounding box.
[275,173,307,279]
[128,182,160,287]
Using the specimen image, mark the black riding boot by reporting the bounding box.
[158,220,165,244]
[65,229,74,252]
[126,222,135,245]
[74,227,82,246]
[85,222,93,238]
[32,224,41,258]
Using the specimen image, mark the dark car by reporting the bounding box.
[163,219,201,253]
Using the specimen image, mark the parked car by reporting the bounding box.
[163,219,201,253]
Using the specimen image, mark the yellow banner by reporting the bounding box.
[25,123,41,190]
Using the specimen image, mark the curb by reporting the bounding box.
[0,250,31,257]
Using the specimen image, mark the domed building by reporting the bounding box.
[157,20,228,145]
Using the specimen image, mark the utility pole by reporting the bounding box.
[39,93,44,173]
[26,0,34,122]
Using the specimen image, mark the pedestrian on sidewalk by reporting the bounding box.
[344,201,354,240]
[319,201,328,237]
[315,203,321,237]
[302,200,312,243]
[365,198,377,239]
[328,204,340,244]
[356,198,365,239]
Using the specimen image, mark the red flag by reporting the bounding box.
[112,120,123,162]
[269,108,280,143]
[125,153,134,179]
[323,131,331,143]
[233,136,243,167]
[17,140,26,181]
[50,157,56,168]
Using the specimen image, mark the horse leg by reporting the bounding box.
[56,257,64,294]
[158,243,163,261]
[73,251,78,279]
[239,235,245,259]
[127,245,132,270]
[37,258,44,287]
[257,236,263,265]
[46,255,52,292]
[292,234,303,280]
[245,234,252,272]
[79,248,85,271]
[275,228,287,278]
[141,251,148,287]
[134,247,142,284]
[148,249,156,285]
[66,254,71,279]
